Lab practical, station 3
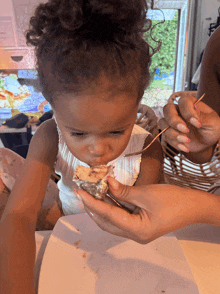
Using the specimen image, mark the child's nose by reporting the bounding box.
[88,140,108,157]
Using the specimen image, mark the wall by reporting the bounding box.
[0,0,14,16]
[200,0,220,50]
[0,0,43,69]
[184,0,220,89]
[0,0,46,48]
[0,0,17,47]
[195,0,220,65]
[12,0,45,47]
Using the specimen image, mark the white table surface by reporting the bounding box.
[35,223,220,294]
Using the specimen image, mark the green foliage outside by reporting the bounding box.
[144,11,178,80]
[148,79,172,90]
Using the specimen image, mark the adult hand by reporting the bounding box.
[159,94,220,153]
[77,177,211,244]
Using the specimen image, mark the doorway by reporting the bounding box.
[141,0,189,117]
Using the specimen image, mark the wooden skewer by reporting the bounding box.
[124,127,169,157]
[194,93,205,106]
[124,93,205,157]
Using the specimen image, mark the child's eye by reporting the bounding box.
[70,132,87,137]
[110,130,125,136]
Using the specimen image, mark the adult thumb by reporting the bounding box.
[107,176,135,204]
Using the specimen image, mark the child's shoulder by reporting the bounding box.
[142,134,163,160]
[34,118,58,143]
[27,118,58,164]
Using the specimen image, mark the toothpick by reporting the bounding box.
[124,93,205,157]
[194,93,205,106]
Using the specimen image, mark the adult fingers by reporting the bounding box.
[159,118,190,152]
[169,91,197,102]
[77,188,122,216]
[162,103,190,134]
[77,189,135,229]
[106,177,156,210]
[78,189,149,240]
[84,205,128,237]
[178,96,201,128]
[168,91,185,103]
[84,205,153,244]
[106,177,137,204]
[177,96,218,128]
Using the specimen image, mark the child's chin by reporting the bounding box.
[88,159,112,167]
[89,162,108,167]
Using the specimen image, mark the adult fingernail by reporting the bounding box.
[177,124,189,133]
[177,135,191,143]
[178,144,189,153]
[189,117,201,128]
[74,188,82,201]
[194,105,199,113]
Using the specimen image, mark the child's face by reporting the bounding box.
[53,84,138,166]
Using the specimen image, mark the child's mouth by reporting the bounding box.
[89,161,107,167]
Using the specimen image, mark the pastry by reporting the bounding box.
[72,165,113,200]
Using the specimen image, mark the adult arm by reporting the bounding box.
[197,27,220,115]
[77,177,220,244]
[0,119,58,294]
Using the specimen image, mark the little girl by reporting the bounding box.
[0,0,163,230]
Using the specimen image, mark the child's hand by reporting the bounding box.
[76,177,209,244]
[159,95,220,153]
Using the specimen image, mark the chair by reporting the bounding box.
[136,104,159,138]
[0,126,33,158]
[163,142,220,191]
[0,127,60,182]
[0,110,54,159]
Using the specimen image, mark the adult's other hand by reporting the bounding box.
[159,95,220,154]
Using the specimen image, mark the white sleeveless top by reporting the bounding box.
[54,120,150,215]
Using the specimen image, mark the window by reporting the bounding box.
[141,1,189,115]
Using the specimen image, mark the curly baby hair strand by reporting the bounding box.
[26,0,159,105]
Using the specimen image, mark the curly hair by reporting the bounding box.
[26,0,154,105]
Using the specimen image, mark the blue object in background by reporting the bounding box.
[18,70,38,79]
[0,71,52,120]
[155,68,160,75]
[26,86,35,93]
[0,109,12,120]
[154,68,174,80]
[4,76,23,95]
[18,92,46,113]
[153,68,175,87]
[44,103,52,112]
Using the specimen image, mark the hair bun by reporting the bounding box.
[57,0,148,38]
[27,0,149,48]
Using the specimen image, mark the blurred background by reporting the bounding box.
[0,0,219,121]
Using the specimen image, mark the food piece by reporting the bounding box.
[73,165,113,200]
